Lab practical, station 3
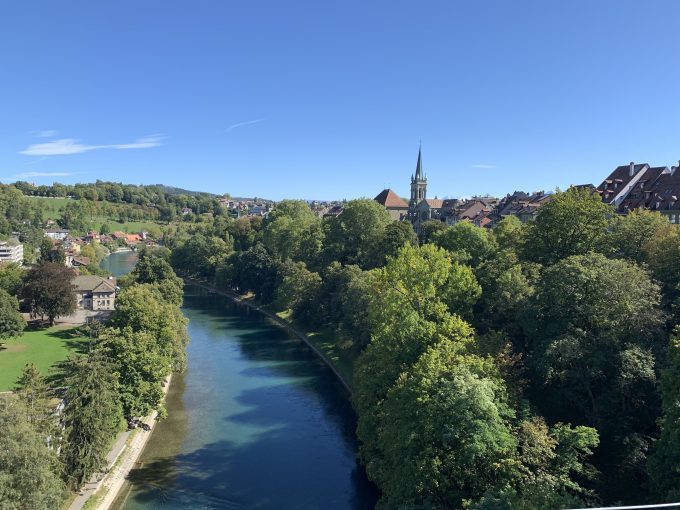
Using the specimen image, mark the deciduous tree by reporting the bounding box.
[523,187,614,265]
[21,262,76,325]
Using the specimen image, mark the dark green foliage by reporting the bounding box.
[0,397,65,509]
[643,223,680,311]
[161,187,680,507]
[221,243,282,303]
[0,289,26,339]
[419,218,447,244]
[377,343,517,508]
[171,232,232,281]
[101,327,169,419]
[129,255,184,306]
[322,199,392,267]
[112,284,189,373]
[649,327,680,501]
[492,215,527,253]
[14,363,54,436]
[276,261,323,326]
[61,353,123,489]
[523,187,614,265]
[524,253,663,500]
[21,262,76,325]
[366,220,417,268]
[474,249,537,337]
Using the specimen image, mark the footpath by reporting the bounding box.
[68,375,172,510]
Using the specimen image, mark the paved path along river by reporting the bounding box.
[106,251,378,509]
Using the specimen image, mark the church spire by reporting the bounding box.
[414,143,423,180]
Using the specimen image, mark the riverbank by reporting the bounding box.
[186,278,354,393]
[68,375,173,510]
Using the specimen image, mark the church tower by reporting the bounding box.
[408,145,427,219]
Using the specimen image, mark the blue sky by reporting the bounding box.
[2,1,680,200]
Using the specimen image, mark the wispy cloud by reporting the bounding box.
[471,164,496,169]
[31,130,57,138]
[19,134,163,156]
[228,119,263,131]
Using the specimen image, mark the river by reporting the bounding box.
[103,251,378,509]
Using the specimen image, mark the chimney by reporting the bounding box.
[629,162,635,177]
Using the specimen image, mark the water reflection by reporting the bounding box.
[116,286,378,510]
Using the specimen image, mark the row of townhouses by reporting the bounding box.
[373,149,680,233]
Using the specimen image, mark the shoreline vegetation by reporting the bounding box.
[165,192,680,508]
[187,278,353,392]
[0,250,189,510]
[72,375,173,510]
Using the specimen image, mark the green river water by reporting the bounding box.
[102,251,379,509]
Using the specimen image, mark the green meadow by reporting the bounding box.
[0,326,90,391]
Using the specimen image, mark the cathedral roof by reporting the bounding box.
[374,189,409,209]
[414,145,424,181]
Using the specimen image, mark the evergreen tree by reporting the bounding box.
[15,363,55,436]
[0,398,65,509]
[61,353,123,489]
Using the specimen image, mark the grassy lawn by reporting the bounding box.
[91,217,164,236]
[27,197,165,234]
[276,309,357,387]
[27,196,74,220]
[0,326,90,391]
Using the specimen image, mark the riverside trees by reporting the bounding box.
[0,251,190,504]
[168,189,680,508]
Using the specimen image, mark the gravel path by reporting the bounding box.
[68,375,172,510]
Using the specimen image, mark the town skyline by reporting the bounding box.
[3,1,680,200]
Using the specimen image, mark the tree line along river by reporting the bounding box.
[101,250,378,509]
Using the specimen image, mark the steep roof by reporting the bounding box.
[414,146,424,181]
[374,189,408,209]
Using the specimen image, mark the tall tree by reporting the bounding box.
[275,261,323,326]
[112,284,189,372]
[0,398,65,509]
[377,340,517,508]
[493,215,527,253]
[649,326,680,501]
[323,199,392,267]
[354,244,477,482]
[523,252,663,500]
[366,220,418,268]
[523,187,614,265]
[609,209,669,264]
[263,199,323,265]
[21,262,76,325]
[15,363,54,436]
[61,353,123,490]
[642,223,680,311]
[101,327,170,419]
[0,289,26,339]
[433,221,498,267]
[0,262,24,296]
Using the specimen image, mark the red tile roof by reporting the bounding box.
[374,189,408,209]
